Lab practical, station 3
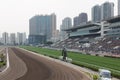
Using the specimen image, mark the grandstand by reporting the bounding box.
[64,22,101,38]
[105,16,120,37]
[53,16,120,56]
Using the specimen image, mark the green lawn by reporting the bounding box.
[0,62,6,67]
[20,46,120,78]
[0,53,6,68]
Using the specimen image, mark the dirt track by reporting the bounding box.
[0,48,27,80]
[8,48,90,80]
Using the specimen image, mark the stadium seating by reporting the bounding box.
[52,36,120,56]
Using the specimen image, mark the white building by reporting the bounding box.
[10,33,16,45]
[2,32,9,45]
[101,2,114,20]
[16,32,26,45]
[60,17,72,40]
[23,32,26,44]
[61,17,72,30]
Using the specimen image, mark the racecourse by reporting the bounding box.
[21,46,120,78]
[0,47,90,80]
[0,48,27,80]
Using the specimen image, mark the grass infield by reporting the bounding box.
[20,46,120,78]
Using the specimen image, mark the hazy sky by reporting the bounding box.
[0,0,118,36]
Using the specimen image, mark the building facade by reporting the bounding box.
[61,17,72,30]
[73,16,79,27]
[65,22,101,38]
[2,32,9,45]
[92,5,101,22]
[16,32,26,45]
[104,16,120,37]
[29,14,56,44]
[51,13,57,41]
[10,33,16,45]
[29,35,46,45]
[60,17,72,40]
[79,13,88,24]
[101,2,114,20]
[73,13,88,27]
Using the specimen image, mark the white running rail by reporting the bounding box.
[1,47,10,72]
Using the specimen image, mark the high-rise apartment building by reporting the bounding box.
[73,13,88,27]
[79,13,88,24]
[60,17,72,40]
[10,33,16,45]
[16,32,26,45]
[2,32,9,45]
[92,5,101,22]
[23,32,26,44]
[101,2,114,20]
[29,13,56,44]
[118,0,120,15]
[73,17,79,27]
[61,17,72,30]
[51,13,56,39]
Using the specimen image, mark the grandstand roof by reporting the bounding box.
[63,22,100,31]
[106,16,120,23]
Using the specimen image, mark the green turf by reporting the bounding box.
[20,46,120,78]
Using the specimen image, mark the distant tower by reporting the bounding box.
[10,33,16,45]
[73,13,88,27]
[51,13,57,39]
[101,2,114,20]
[118,0,120,15]
[60,17,72,40]
[61,17,72,30]
[29,13,57,44]
[73,16,79,27]
[92,5,101,22]
[17,32,26,45]
[79,13,88,24]
[2,32,9,45]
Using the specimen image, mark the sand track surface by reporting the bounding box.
[0,48,27,80]
[7,48,90,80]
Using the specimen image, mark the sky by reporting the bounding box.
[0,0,118,36]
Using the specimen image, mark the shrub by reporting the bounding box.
[95,54,99,56]
[104,55,120,59]
[93,74,98,80]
